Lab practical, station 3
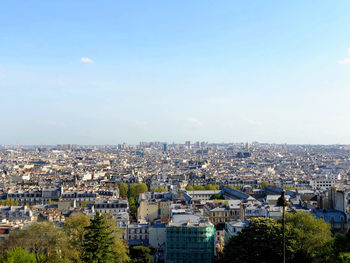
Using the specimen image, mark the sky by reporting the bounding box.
[1,1,350,145]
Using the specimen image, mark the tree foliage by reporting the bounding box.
[130,246,151,263]
[205,184,220,190]
[260,181,269,189]
[7,213,129,263]
[128,183,148,199]
[129,197,137,215]
[8,221,77,263]
[82,213,115,263]
[185,185,194,191]
[185,184,220,191]
[223,218,283,263]
[150,187,167,192]
[283,212,332,261]
[315,230,350,263]
[82,213,129,263]
[64,213,91,262]
[210,193,224,200]
[223,213,333,263]
[118,183,128,198]
[6,247,37,263]
[128,183,148,217]
[0,198,19,206]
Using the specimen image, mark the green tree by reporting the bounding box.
[260,181,269,189]
[333,231,350,257]
[316,230,350,263]
[128,183,148,199]
[128,183,148,217]
[0,198,19,206]
[102,213,130,263]
[118,183,128,198]
[210,193,224,200]
[130,246,151,263]
[339,253,350,263]
[82,213,115,263]
[6,247,37,263]
[8,221,76,263]
[205,184,220,190]
[283,212,332,261]
[223,218,283,263]
[185,185,194,191]
[223,213,333,263]
[150,187,167,192]
[193,185,205,190]
[314,240,336,263]
[113,237,130,263]
[129,197,137,215]
[64,213,91,261]
[128,183,137,199]
[135,183,148,195]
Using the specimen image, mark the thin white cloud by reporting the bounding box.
[81,57,95,64]
[186,117,203,127]
[339,58,350,65]
[338,49,350,64]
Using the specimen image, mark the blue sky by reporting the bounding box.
[1,1,350,145]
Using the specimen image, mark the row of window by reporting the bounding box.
[95,204,128,208]
[167,229,209,234]
[212,211,240,216]
[127,235,148,240]
[128,229,148,234]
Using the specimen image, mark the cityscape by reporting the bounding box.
[2,1,350,262]
[0,142,350,262]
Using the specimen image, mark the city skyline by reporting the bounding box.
[1,1,350,145]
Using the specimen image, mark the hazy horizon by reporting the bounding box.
[1,1,350,145]
[1,141,350,147]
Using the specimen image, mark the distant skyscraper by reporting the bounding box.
[185,141,191,149]
[163,143,168,152]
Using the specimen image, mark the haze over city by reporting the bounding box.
[1,1,350,144]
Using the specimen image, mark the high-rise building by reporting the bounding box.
[163,143,168,152]
[166,214,215,263]
[185,141,191,149]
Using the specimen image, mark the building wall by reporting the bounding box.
[138,201,171,222]
[149,226,166,249]
[138,202,158,222]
